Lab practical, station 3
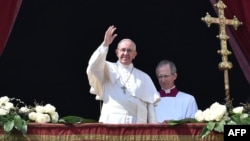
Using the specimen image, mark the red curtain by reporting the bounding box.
[0,0,23,56]
[209,0,250,84]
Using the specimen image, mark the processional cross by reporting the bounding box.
[201,0,242,106]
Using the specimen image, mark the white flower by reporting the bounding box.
[44,104,56,114]
[0,96,10,106]
[202,108,212,121]
[35,113,50,123]
[35,105,46,113]
[28,104,59,123]
[195,102,227,122]
[0,96,14,115]
[19,106,31,113]
[29,112,51,123]
[50,112,59,123]
[3,102,14,111]
[0,108,9,115]
[195,110,205,122]
[28,112,38,121]
[232,106,244,114]
[209,102,226,121]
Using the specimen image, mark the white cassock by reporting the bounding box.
[155,91,198,122]
[86,44,160,124]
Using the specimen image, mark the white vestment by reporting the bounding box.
[155,91,198,122]
[86,44,160,124]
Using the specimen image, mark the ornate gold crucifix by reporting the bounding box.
[201,0,242,106]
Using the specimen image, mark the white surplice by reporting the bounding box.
[86,44,160,124]
[155,91,198,122]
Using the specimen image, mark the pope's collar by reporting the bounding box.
[116,61,134,70]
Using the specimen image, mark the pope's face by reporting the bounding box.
[116,40,137,65]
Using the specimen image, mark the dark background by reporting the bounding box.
[0,0,249,120]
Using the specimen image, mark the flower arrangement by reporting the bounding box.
[194,101,250,138]
[0,95,97,139]
[167,100,250,138]
[25,104,59,123]
[0,96,59,135]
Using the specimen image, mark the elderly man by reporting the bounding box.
[86,25,160,124]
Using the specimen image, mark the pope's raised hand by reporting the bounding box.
[103,25,117,47]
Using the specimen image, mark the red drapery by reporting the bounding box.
[209,0,250,84]
[0,123,223,141]
[0,0,23,56]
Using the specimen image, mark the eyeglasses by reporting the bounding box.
[117,48,135,53]
[157,74,173,79]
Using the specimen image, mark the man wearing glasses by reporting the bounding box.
[86,25,160,124]
[155,60,198,122]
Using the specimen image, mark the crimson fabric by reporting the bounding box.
[0,123,223,141]
[159,87,179,97]
[0,0,23,56]
[209,0,250,84]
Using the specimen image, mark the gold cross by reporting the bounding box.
[201,0,242,106]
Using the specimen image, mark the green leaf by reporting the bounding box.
[58,116,96,124]
[200,122,216,138]
[214,120,225,133]
[230,114,242,123]
[227,120,237,125]
[14,115,27,134]
[206,121,215,131]
[81,118,97,123]
[240,117,250,124]
[167,118,197,125]
[14,115,23,130]
[200,125,211,138]
[3,120,14,132]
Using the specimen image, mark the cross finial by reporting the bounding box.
[201,0,243,106]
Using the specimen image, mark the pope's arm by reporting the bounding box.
[86,45,108,99]
[86,25,117,99]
